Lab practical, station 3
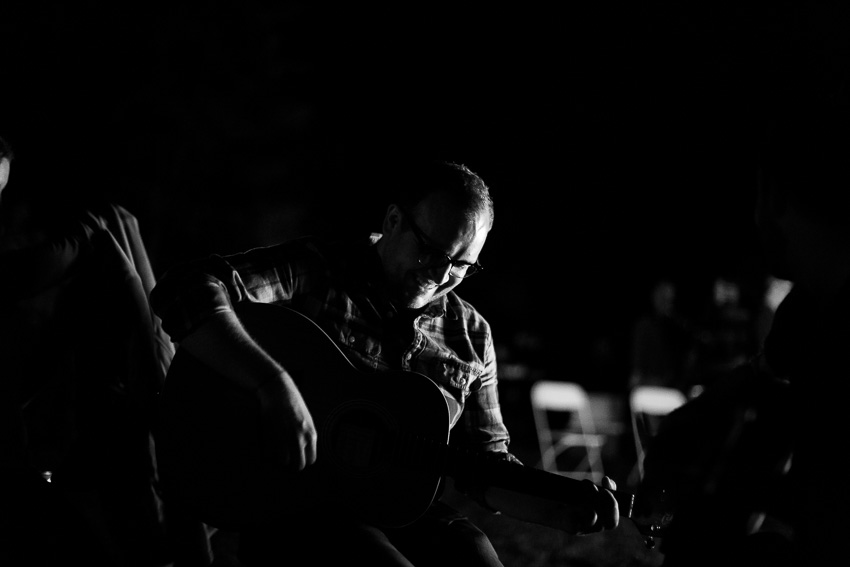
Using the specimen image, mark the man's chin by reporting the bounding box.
[397,281,437,307]
[400,295,432,310]
[398,288,439,310]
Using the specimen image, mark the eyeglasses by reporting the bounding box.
[400,208,483,279]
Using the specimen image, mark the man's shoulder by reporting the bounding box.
[297,233,377,266]
[290,232,376,252]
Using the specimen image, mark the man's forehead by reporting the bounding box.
[418,191,487,219]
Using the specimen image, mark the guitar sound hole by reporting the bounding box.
[325,402,396,477]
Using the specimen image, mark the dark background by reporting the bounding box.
[3,2,847,392]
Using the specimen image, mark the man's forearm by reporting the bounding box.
[178,310,290,393]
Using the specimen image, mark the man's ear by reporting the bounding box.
[382,204,402,235]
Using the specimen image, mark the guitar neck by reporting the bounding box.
[443,446,635,519]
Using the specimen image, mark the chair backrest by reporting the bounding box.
[531,380,589,412]
[530,380,598,434]
[629,385,687,417]
[529,380,606,483]
[628,385,688,485]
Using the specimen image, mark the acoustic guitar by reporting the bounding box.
[156,302,666,535]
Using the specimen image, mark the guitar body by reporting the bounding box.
[157,302,451,531]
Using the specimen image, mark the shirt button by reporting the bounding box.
[348,336,356,344]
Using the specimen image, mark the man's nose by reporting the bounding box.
[426,263,454,285]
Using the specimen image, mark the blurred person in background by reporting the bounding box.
[628,278,697,394]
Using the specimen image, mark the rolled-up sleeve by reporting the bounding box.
[150,256,241,342]
[454,324,511,452]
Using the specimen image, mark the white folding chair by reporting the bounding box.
[529,380,606,484]
[628,385,688,484]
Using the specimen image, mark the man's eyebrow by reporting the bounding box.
[423,238,476,265]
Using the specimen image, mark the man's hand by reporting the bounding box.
[571,477,665,566]
[573,476,620,534]
[179,310,319,471]
[256,374,318,471]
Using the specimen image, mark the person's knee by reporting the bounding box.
[445,519,502,567]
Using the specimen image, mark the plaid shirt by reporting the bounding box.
[151,234,512,453]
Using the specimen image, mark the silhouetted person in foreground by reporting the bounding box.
[0,134,181,566]
[638,102,850,566]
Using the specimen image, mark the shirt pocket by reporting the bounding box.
[336,326,382,369]
[431,357,484,395]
